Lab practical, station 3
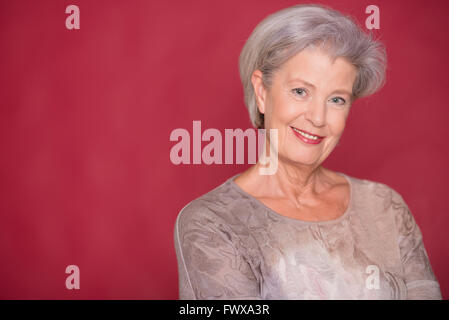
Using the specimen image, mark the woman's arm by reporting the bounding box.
[174,202,261,300]
[391,190,442,300]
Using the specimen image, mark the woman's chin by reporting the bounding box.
[282,153,321,166]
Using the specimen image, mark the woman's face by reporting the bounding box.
[253,46,357,168]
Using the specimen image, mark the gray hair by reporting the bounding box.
[238,4,387,129]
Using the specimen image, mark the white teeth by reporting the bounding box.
[292,127,319,140]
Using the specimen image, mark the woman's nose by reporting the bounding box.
[304,99,326,127]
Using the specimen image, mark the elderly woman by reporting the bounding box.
[174,4,442,299]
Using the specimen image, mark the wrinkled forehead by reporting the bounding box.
[276,46,357,92]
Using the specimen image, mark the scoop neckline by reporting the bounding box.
[227,171,353,226]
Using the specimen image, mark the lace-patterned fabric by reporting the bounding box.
[174,172,442,300]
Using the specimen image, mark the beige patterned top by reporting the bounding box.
[174,172,442,300]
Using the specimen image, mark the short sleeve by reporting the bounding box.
[391,190,442,300]
[174,204,261,300]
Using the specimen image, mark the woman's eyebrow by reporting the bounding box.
[331,89,352,96]
[287,78,316,88]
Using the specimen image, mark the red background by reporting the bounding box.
[0,0,448,299]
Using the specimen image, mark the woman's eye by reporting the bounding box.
[292,88,307,96]
[330,97,346,105]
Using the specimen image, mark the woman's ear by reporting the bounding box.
[251,70,267,115]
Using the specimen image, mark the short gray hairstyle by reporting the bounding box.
[239,4,387,129]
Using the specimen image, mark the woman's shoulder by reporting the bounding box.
[342,172,412,225]
[343,172,406,203]
[175,174,247,231]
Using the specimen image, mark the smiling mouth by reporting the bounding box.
[290,126,324,140]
